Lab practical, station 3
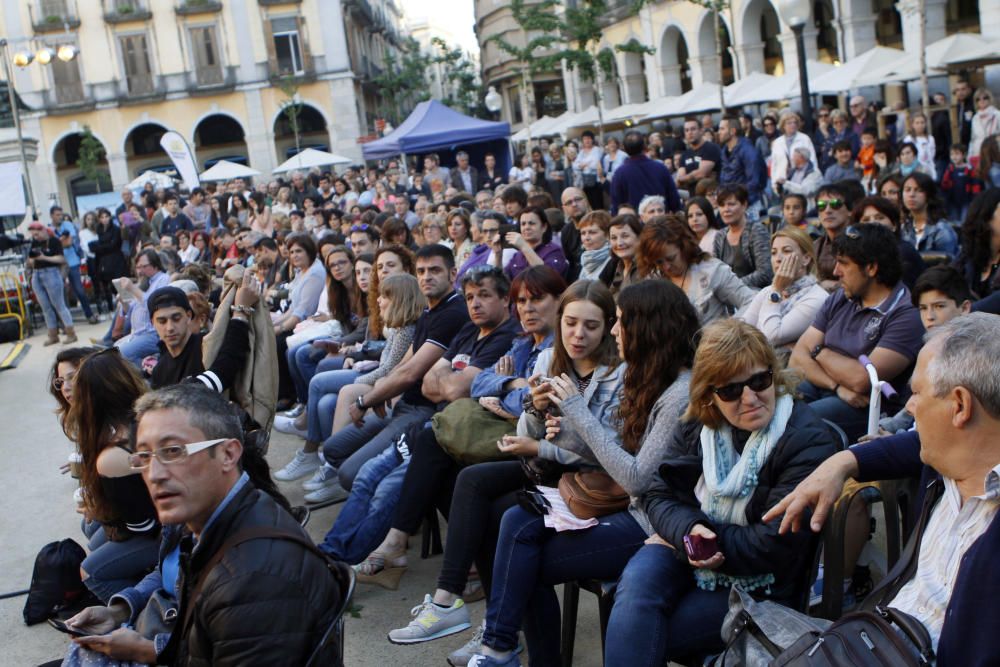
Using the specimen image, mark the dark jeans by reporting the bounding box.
[483,506,648,666]
[88,257,115,314]
[604,544,729,666]
[437,460,523,599]
[391,426,462,535]
[797,380,871,444]
[66,264,94,319]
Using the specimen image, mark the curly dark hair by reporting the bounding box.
[833,222,903,287]
[616,281,699,453]
[960,189,1000,275]
[901,172,947,223]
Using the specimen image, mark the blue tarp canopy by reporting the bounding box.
[362,100,512,173]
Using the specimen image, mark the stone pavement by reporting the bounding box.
[1,320,604,666]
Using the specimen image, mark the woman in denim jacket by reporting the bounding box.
[901,172,959,260]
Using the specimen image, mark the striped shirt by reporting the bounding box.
[890,465,1000,649]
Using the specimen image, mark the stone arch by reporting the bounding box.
[872,0,903,48]
[618,47,649,104]
[51,131,112,213]
[122,122,168,178]
[814,0,841,62]
[696,10,735,85]
[272,102,330,162]
[192,113,249,171]
[739,0,785,75]
[659,24,693,96]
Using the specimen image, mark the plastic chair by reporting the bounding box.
[421,509,443,559]
[560,578,616,667]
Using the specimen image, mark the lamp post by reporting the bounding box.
[777,0,814,136]
[0,37,80,217]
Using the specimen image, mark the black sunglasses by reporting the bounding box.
[712,368,774,402]
[516,488,551,516]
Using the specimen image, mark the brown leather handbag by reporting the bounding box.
[557,470,629,519]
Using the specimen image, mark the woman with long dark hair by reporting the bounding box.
[461,280,698,666]
[67,349,160,603]
[49,346,100,440]
[88,207,126,315]
[957,188,1000,298]
[685,196,722,255]
[901,172,958,259]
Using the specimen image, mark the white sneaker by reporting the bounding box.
[303,463,337,491]
[282,403,305,418]
[273,415,308,439]
[448,623,523,667]
[304,479,348,504]
[273,449,321,481]
[388,594,471,645]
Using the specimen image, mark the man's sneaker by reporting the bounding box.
[809,563,856,609]
[303,463,337,491]
[388,594,471,645]
[448,623,523,667]
[304,479,348,504]
[282,403,305,418]
[273,415,307,438]
[273,449,321,481]
[467,654,521,667]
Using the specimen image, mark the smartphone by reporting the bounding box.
[683,534,719,561]
[533,376,554,386]
[499,223,519,248]
[48,618,93,637]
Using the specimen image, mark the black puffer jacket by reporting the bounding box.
[642,400,836,605]
[162,481,345,666]
[90,222,127,280]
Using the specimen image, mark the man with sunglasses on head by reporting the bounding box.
[790,223,924,444]
[348,223,379,256]
[812,182,854,292]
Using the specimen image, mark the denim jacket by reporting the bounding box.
[519,347,625,465]
[901,219,959,259]
[470,333,554,417]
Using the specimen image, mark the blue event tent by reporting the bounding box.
[362,99,512,174]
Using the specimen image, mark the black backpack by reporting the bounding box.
[23,539,88,625]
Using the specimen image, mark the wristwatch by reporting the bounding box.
[769,292,782,303]
[810,344,824,360]
[356,396,367,411]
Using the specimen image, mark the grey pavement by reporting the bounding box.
[1,319,604,666]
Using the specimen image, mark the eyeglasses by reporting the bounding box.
[816,199,844,212]
[350,224,371,233]
[128,439,226,469]
[712,368,774,402]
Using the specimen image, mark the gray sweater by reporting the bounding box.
[559,370,691,535]
[355,324,415,386]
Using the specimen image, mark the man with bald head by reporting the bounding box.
[849,95,870,137]
[559,187,589,280]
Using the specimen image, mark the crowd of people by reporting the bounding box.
[26,78,1000,667]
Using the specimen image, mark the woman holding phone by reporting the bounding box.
[603,319,837,665]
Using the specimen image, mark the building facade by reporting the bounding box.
[0,0,406,216]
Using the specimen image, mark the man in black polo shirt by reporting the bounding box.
[275,244,470,495]
[315,265,520,559]
[674,117,722,190]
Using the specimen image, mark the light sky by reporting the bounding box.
[403,0,479,54]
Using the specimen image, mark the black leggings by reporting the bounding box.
[436,460,524,598]
[275,330,295,400]
[392,426,461,535]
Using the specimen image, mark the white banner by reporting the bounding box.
[0,162,27,217]
[159,131,200,191]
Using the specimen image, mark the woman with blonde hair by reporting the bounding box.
[738,225,830,349]
[770,110,819,192]
[271,185,294,218]
[605,318,838,665]
[970,88,1000,158]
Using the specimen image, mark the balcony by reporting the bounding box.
[184,65,237,95]
[257,0,302,5]
[117,74,165,103]
[30,0,81,33]
[175,0,222,15]
[102,0,152,24]
[39,82,95,114]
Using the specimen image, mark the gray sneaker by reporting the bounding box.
[448,623,523,667]
[303,478,348,504]
[388,594,471,645]
[303,463,337,491]
[273,449,321,481]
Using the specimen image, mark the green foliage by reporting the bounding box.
[372,37,432,125]
[78,126,107,192]
[278,75,303,152]
[429,37,488,118]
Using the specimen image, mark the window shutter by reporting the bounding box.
[295,15,312,74]
[264,18,278,76]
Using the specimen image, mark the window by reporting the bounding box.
[40,0,71,17]
[189,26,223,85]
[50,45,84,103]
[271,16,303,75]
[119,34,154,95]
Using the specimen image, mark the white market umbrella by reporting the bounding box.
[126,169,176,190]
[748,60,837,102]
[724,72,782,106]
[808,47,905,93]
[272,147,353,174]
[198,160,261,182]
[855,34,996,86]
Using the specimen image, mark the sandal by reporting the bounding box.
[354,549,407,590]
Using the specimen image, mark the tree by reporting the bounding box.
[372,37,433,126]
[77,125,108,193]
[430,37,487,118]
[277,75,303,155]
[491,0,654,143]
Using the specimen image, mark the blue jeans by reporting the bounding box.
[306,368,359,442]
[483,507,648,664]
[289,345,344,403]
[317,444,409,564]
[31,267,73,330]
[114,329,161,368]
[604,544,730,666]
[66,264,94,319]
[80,523,160,604]
[322,401,433,491]
[797,380,870,444]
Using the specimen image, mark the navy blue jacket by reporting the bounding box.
[719,137,766,204]
[851,431,1000,667]
[610,154,681,214]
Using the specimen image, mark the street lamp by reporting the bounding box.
[777,0,814,136]
[484,86,502,116]
[0,38,80,217]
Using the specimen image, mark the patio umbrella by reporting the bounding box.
[126,170,176,190]
[272,147,353,174]
[807,47,906,93]
[723,72,782,106]
[855,33,997,86]
[198,160,261,182]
